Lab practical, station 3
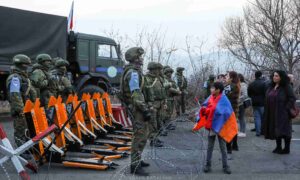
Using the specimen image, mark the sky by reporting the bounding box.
[0,0,249,73]
[0,0,248,49]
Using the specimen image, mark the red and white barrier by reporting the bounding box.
[112,105,132,128]
[0,124,57,180]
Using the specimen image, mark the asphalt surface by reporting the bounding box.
[0,114,300,180]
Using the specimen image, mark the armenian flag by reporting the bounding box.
[193,93,238,143]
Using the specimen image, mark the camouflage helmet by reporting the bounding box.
[12,54,31,65]
[176,67,185,72]
[147,62,163,70]
[163,65,171,71]
[55,58,69,67]
[164,67,174,74]
[125,47,144,62]
[36,53,52,64]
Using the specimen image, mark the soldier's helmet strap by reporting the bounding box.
[25,78,32,96]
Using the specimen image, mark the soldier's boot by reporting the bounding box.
[160,129,168,136]
[167,125,176,130]
[130,164,149,176]
[156,138,164,144]
[150,139,163,147]
[141,160,150,167]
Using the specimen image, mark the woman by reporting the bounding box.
[224,71,241,154]
[238,74,248,137]
[263,70,296,154]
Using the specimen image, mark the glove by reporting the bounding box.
[143,110,152,121]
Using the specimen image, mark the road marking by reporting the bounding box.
[291,139,300,141]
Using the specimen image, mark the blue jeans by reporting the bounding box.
[253,106,264,135]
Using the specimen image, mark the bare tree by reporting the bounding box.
[219,0,300,73]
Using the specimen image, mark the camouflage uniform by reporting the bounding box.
[49,58,74,101]
[120,47,151,174]
[30,54,52,107]
[6,54,37,146]
[174,67,188,115]
[164,67,181,126]
[143,62,166,146]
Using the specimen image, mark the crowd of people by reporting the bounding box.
[199,69,297,174]
[6,54,74,148]
[6,48,298,177]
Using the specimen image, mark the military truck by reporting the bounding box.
[0,6,124,100]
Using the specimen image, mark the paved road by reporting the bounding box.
[0,115,300,180]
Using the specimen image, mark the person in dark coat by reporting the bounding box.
[224,71,240,154]
[263,70,296,154]
[248,71,267,136]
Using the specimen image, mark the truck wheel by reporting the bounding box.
[79,85,104,99]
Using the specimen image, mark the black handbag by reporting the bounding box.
[289,103,300,119]
[243,98,252,109]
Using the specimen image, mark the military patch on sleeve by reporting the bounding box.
[129,72,140,92]
[9,77,21,93]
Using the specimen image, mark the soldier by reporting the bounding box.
[30,54,52,107]
[174,67,188,116]
[6,54,37,147]
[120,47,151,176]
[144,62,166,147]
[50,58,74,101]
[163,67,181,131]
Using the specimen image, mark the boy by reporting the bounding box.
[193,82,232,174]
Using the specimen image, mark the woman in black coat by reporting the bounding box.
[263,70,296,154]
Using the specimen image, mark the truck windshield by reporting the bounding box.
[97,44,119,59]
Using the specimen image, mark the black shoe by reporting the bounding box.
[130,165,149,176]
[256,134,260,137]
[272,147,282,154]
[251,128,256,132]
[141,161,150,167]
[223,166,231,174]
[167,126,176,130]
[232,146,239,151]
[279,148,290,154]
[203,165,211,173]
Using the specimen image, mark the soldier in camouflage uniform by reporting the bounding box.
[143,62,166,147]
[163,67,181,131]
[50,58,74,102]
[6,54,37,147]
[120,47,151,176]
[30,54,52,107]
[175,67,188,116]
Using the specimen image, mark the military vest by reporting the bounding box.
[144,73,165,102]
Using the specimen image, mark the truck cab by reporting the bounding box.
[67,32,124,95]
